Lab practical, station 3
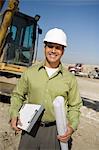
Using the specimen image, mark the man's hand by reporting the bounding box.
[10,117,22,134]
[57,124,74,143]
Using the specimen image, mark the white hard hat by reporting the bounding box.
[43,28,67,47]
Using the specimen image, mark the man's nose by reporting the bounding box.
[52,47,56,52]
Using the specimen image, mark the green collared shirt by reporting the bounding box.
[9,61,82,130]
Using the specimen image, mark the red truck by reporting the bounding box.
[68,63,83,75]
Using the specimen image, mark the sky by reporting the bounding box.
[3,0,99,65]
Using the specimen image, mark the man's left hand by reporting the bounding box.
[57,124,74,143]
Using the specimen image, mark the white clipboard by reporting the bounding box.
[17,104,44,132]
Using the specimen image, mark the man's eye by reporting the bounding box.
[48,45,53,48]
[56,46,60,49]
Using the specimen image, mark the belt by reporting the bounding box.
[40,121,56,127]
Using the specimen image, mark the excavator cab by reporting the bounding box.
[0,11,42,96]
[2,11,42,66]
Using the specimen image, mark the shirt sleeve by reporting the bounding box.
[67,76,83,130]
[9,71,28,118]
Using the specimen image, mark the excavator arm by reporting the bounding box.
[0,0,19,56]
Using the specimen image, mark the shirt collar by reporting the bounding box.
[38,60,63,75]
[38,61,45,70]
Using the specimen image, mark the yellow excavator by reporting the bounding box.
[0,0,42,96]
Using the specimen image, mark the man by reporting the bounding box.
[10,28,82,150]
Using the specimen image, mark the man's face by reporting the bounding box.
[44,42,64,67]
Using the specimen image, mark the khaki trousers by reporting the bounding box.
[18,125,61,150]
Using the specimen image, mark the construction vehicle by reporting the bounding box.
[88,67,99,79]
[0,0,42,96]
[68,63,83,75]
[68,63,88,77]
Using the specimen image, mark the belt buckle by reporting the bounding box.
[41,122,46,127]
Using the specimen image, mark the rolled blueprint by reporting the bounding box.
[53,96,68,150]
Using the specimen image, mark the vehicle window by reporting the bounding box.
[23,25,33,48]
[10,26,17,40]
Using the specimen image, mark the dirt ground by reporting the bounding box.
[0,77,99,150]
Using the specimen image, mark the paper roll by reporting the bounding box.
[53,96,68,150]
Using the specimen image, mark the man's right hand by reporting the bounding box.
[10,117,22,133]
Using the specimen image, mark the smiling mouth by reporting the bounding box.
[48,52,57,58]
